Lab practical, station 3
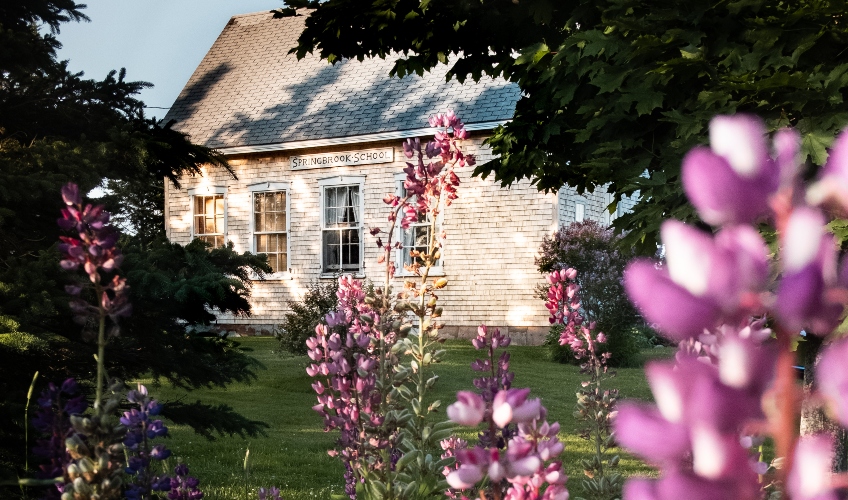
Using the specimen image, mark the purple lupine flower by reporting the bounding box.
[613,329,770,498]
[168,464,203,500]
[258,486,283,500]
[491,389,541,428]
[616,114,848,498]
[815,338,848,428]
[787,435,839,500]
[681,114,779,226]
[124,383,173,497]
[447,403,567,498]
[625,220,770,341]
[774,207,843,334]
[470,325,514,403]
[447,326,567,499]
[306,275,390,496]
[31,378,87,498]
[807,126,848,209]
[446,391,486,427]
[440,436,469,499]
[57,182,131,327]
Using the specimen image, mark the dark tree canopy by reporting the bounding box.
[285,0,848,252]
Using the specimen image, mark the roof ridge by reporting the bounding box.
[229,10,276,19]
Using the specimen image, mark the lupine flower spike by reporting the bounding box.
[617,114,848,498]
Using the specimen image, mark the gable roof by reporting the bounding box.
[164,11,521,153]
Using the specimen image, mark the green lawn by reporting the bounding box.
[146,338,672,499]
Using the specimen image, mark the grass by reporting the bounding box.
[147,338,673,499]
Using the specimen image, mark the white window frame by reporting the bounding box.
[318,176,366,278]
[575,202,585,223]
[248,182,290,279]
[393,173,445,277]
[188,186,228,248]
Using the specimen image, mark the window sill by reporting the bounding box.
[248,271,292,281]
[394,268,445,278]
[320,273,365,280]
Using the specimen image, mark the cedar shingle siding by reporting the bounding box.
[163,11,632,343]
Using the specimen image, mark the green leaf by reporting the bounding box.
[802,129,833,166]
[395,450,421,471]
[516,43,550,66]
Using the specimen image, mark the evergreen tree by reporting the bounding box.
[0,1,270,490]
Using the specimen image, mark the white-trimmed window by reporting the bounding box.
[189,186,227,248]
[575,202,585,223]
[319,176,365,275]
[394,173,443,276]
[249,182,289,275]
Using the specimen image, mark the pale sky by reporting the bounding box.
[55,1,283,118]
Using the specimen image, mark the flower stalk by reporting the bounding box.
[307,112,471,498]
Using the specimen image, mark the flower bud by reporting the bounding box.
[66,464,80,480]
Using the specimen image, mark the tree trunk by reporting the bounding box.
[799,336,848,472]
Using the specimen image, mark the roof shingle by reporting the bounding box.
[164,11,520,149]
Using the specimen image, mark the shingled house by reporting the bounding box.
[163,10,635,343]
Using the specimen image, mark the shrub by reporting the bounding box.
[274,280,338,355]
[545,322,645,368]
[543,324,574,364]
[537,220,641,367]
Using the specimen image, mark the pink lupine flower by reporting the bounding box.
[447,391,486,426]
[774,207,844,334]
[492,389,541,428]
[787,435,838,500]
[773,127,802,186]
[815,338,848,427]
[447,465,485,490]
[807,127,848,210]
[625,259,720,341]
[681,114,779,226]
[625,220,769,340]
[614,403,691,464]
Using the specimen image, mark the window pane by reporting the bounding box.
[325,197,337,227]
[414,226,429,247]
[323,230,340,272]
[255,212,264,232]
[205,214,216,233]
[348,232,360,268]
